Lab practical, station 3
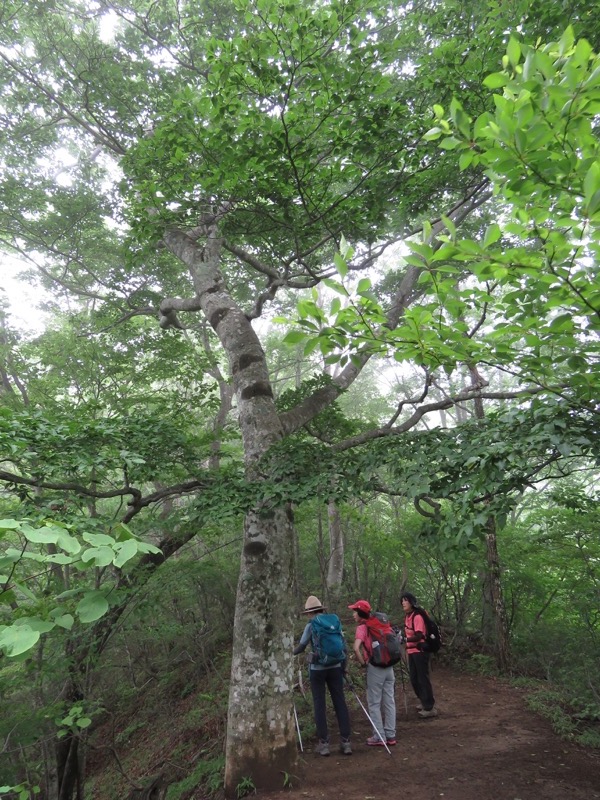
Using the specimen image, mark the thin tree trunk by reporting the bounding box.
[467,364,511,671]
[484,519,511,672]
[325,499,344,608]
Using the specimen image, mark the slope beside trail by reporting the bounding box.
[258,665,600,800]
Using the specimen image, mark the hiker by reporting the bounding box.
[348,599,397,747]
[293,595,352,756]
[401,591,437,718]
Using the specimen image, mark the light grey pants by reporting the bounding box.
[366,663,396,739]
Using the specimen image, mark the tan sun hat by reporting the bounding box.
[302,595,325,613]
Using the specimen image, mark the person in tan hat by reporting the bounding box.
[293,595,352,756]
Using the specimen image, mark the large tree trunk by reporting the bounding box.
[161,227,298,795]
[224,506,297,793]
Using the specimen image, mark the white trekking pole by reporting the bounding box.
[293,665,306,752]
[293,703,303,752]
[343,674,391,756]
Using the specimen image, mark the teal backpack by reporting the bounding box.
[310,614,346,666]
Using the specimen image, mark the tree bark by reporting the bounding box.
[467,365,511,672]
[325,499,344,605]
[224,506,297,793]
[161,226,298,794]
[484,519,511,672]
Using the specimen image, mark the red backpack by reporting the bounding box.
[365,612,402,667]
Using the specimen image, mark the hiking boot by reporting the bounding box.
[386,738,397,746]
[418,708,438,719]
[339,739,352,755]
[366,735,385,746]
[314,740,330,756]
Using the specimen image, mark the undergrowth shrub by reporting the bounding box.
[165,754,225,800]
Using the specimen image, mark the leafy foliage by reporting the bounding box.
[0,517,159,656]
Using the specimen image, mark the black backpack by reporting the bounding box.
[414,607,442,653]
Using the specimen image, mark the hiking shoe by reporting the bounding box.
[314,740,330,756]
[418,708,438,719]
[415,704,423,711]
[339,739,352,755]
[366,735,386,746]
[386,738,397,746]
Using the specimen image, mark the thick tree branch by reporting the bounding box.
[280,183,493,436]
[0,470,142,502]
[331,385,549,452]
[122,479,210,524]
[222,240,280,280]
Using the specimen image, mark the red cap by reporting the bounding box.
[348,599,371,614]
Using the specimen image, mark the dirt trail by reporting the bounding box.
[259,665,600,800]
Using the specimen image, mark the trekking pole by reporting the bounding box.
[343,674,392,756]
[293,703,303,752]
[398,661,409,717]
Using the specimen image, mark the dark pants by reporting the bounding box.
[309,665,351,741]
[408,651,435,711]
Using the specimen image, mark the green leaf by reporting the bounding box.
[558,26,575,56]
[114,523,136,542]
[76,591,109,623]
[132,542,161,555]
[506,38,521,67]
[322,278,348,295]
[0,624,40,656]
[483,72,508,89]
[339,234,353,260]
[441,215,456,238]
[439,136,461,150]
[583,161,600,204]
[113,539,138,568]
[12,580,37,602]
[53,614,75,631]
[46,553,74,565]
[82,532,116,547]
[21,617,55,633]
[483,223,502,248]
[423,126,442,141]
[22,526,60,545]
[333,252,348,278]
[81,546,114,567]
[459,151,474,169]
[282,330,307,345]
[56,531,81,554]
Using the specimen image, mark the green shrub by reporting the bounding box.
[165,754,225,800]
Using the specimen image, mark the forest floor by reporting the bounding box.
[257,665,600,800]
